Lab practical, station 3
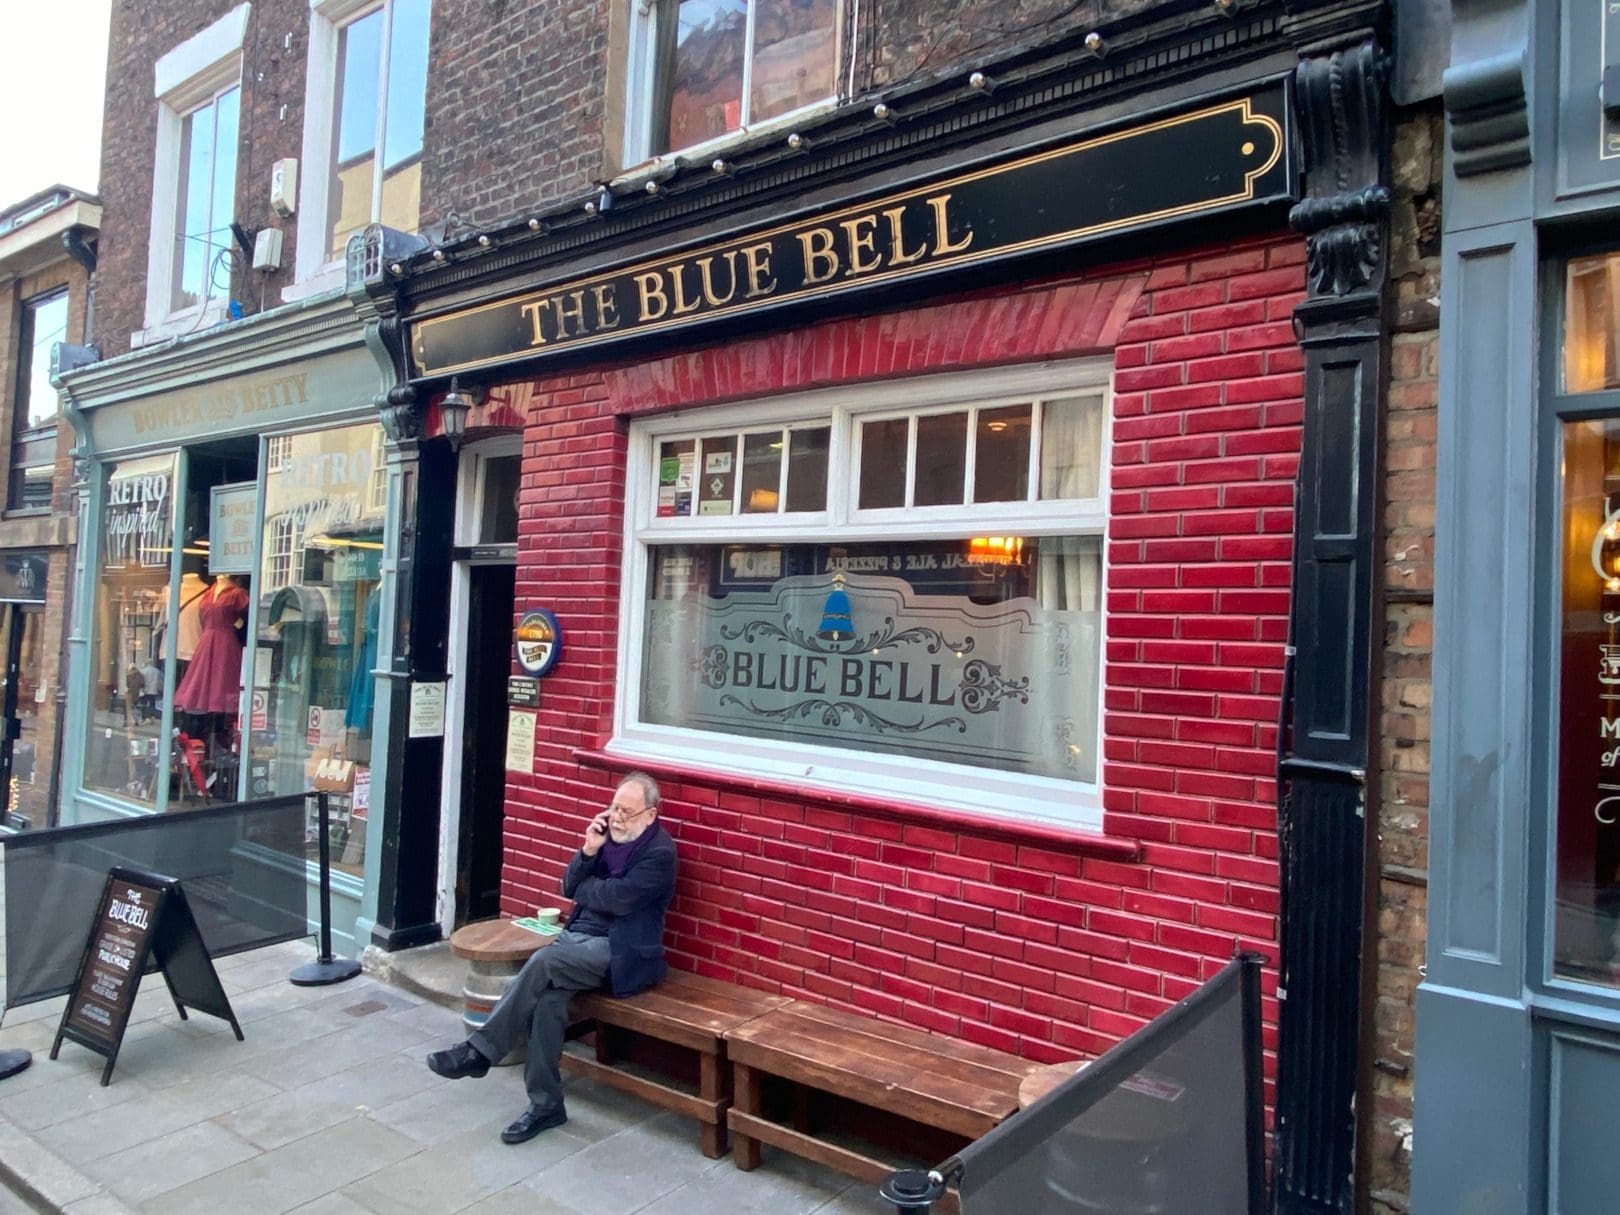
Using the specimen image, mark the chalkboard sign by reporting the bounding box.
[51,866,243,1085]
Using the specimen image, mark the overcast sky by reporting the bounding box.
[0,0,112,206]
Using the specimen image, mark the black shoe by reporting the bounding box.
[426,1041,490,1080]
[501,1103,567,1144]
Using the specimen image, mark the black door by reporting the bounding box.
[456,564,515,925]
[0,606,37,828]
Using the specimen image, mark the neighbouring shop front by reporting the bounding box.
[57,293,400,954]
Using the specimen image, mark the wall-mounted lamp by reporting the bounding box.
[440,377,486,451]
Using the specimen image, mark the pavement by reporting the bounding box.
[0,938,900,1215]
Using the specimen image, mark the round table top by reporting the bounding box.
[1018,1059,1088,1108]
[449,919,552,963]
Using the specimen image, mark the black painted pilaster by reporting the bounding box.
[1273,25,1390,1215]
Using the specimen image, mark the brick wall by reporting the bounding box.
[1367,103,1441,1215]
[495,232,1302,1073]
[0,251,93,828]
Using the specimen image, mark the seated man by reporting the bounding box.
[426,772,677,1143]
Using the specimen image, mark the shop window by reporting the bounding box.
[250,422,385,877]
[296,0,431,285]
[9,290,68,512]
[620,362,1110,829]
[142,6,247,338]
[623,0,841,163]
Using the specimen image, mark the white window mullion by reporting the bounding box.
[963,405,979,504]
[370,0,393,224]
[739,0,756,129]
[904,415,918,508]
[776,428,790,511]
[1028,397,1047,502]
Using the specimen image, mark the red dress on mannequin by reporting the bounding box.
[173,580,248,714]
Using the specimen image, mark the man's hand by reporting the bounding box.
[582,811,609,857]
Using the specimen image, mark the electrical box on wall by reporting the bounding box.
[252,228,283,271]
[270,158,298,218]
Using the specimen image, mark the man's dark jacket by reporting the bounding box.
[561,822,677,996]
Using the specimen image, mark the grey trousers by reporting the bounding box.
[468,930,611,1111]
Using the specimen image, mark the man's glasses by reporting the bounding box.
[607,802,654,820]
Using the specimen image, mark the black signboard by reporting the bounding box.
[508,676,541,708]
[51,866,243,1085]
[0,553,46,604]
[409,85,1292,380]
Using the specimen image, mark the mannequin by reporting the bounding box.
[173,575,248,714]
[160,571,209,662]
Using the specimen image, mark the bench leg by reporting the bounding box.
[699,1050,726,1159]
[791,1083,814,1134]
[733,1063,762,1171]
[594,1022,617,1065]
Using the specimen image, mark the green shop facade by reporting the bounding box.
[56,289,444,954]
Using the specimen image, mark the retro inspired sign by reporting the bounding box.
[642,574,1098,782]
[408,86,1291,378]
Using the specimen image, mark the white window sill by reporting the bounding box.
[616,97,843,186]
[281,262,346,304]
[132,301,231,348]
[605,724,1104,835]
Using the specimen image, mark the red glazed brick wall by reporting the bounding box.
[495,232,1303,1072]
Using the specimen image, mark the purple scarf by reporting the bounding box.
[600,824,656,877]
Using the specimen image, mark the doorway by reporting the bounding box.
[438,439,521,931]
[0,604,45,828]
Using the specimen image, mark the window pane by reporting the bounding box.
[253,424,385,878]
[974,405,1031,503]
[1556,417,1620,988]
[1566,254,1620,394]
[383,0,429,170]
[915,412,968,506]
[640,536,1101,783]
[479,454,521,544]
[740,431,782,513]
[749,0,838,124]
[665,0,747,154]
[784,425,829,512]
[328,10,384,260]
[858,418,907,509]
[697,433,737,515]
[657,439,696,517]
[1040,394,1103,500]
[173,99,217,308]
[82,455,178,808]
[210,85,240,258]
[19,293,68,430]
[10,465,52,511]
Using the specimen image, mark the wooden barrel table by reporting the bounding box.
[448,919,549,1065]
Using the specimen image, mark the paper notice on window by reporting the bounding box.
[505,710,536,774]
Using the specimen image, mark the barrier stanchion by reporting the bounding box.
[290,792,362,986]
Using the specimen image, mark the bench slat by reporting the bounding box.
[560,1051,722,1124]
[756,1000,1043,1081]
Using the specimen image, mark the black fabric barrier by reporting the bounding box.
[2,794,311,1010]
[924,955,1266,1215]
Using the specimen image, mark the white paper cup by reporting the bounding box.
[535,907,560,926]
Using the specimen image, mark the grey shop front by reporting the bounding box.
[56,293,405,955]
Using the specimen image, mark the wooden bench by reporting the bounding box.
[562,970,790,1158]
[724,1000,1047,1200]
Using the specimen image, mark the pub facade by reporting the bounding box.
[349,0,1394,1206]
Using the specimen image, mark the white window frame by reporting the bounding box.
[621,0,844,172]
[611,358,1114,833]
[289,0,427,299]
[137,4,250,345]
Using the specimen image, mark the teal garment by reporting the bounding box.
[345,591,380,730]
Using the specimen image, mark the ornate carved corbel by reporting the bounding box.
[1290,41,1391,299]
[346,225,430,444]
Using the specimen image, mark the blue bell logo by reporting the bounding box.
[817,584,854,641]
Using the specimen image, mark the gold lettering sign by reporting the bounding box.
[408,90,1289,379]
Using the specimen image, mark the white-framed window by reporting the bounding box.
[613,360,1112,831]
[622,0,843,165]
[293,0,431,292]
[139,5,249,341]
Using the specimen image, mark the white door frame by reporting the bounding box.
[436,435,522,936]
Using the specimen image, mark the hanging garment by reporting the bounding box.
[173,581,249,714]
[346,590,380,730]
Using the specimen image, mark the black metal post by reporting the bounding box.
[290,792,362,986]
[879,1169,948,1214]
